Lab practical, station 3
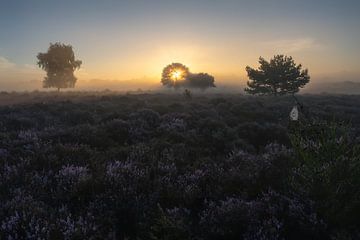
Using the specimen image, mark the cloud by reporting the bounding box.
[0,57,43,91]
[0,56,42,75]
[23,64,38,70]
[262,38,324,53]
[0,56,16,69]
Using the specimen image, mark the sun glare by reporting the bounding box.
[171,70,183,80]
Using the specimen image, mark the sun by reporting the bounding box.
[161,63,190,86]
[171,69,183,80]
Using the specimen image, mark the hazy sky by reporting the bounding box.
[0,0,360,90]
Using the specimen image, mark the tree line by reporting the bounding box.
[37,42,310,95]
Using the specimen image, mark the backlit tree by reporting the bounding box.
[37,43,82,91]
[245,55,310,96]
[161,63,190,89]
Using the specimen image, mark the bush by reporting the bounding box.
[290,120,360,234]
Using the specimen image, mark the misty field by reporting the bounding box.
[0,92,359,239]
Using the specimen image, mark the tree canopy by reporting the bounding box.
[161,63,190,89]
[161,63,215,90]
[185,73,215,90]
[37,43,82,91]
[245,55,310,96]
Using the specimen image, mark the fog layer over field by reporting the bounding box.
[0,72,359,94]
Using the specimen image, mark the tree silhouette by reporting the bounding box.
[245,55,310,96]
[183,88,192,99]
[161,63,190,89]
[161,63,216,90]
[186,73,215,90]
[37,43,82,91]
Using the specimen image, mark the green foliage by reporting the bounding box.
[290,120,360,230]
[37,43,82,91]
[245,55,310,96]
[150,205,192,240]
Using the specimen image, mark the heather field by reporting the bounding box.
[0,92,359,239]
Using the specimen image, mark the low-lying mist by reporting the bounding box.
[0,70,359,94]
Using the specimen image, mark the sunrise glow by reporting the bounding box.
[0,1,360,239]
[171,70,183,80]
[0,1,359,91]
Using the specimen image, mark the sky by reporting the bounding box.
[0,0,359,91]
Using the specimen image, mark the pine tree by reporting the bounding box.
[245,55,310,96]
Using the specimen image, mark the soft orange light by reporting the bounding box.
[171,69,183,80]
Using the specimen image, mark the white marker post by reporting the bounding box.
[290,105,299,121]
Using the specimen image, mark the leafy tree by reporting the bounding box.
[185,73,215,90]
[37,42,82,91]
[245,55,310,96]
[161,63,190,89]
[161,63,216,90]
